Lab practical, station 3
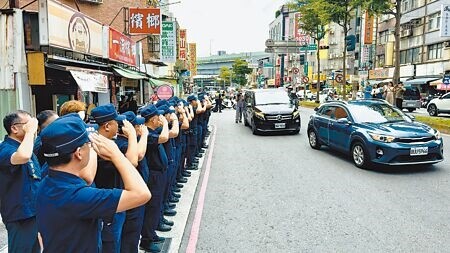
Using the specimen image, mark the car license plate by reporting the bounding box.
[275,123,286,129]
[410,147,428,156]
[407,103,415,106]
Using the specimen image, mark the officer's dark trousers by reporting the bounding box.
[120,205,145,253]
[196,125,203,154]
[202,120,208,143]
[187,131,197,166]
[5,217,40,253]
[162,159,176,212]
[101,211,126,253]
[141,170,166,246]
[177,134,187,179]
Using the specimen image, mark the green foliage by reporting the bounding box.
[363,0,395,15]
[275,10,281,18]
[232,59,252,86]
[291,0,330,40]
[219,67,232,84]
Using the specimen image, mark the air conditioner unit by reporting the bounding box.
[401,29,412,37]
[444,41,450,48]
[80,0,103,3]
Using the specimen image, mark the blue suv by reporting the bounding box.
[307,99,444,169]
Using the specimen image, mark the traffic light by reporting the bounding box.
[299,54,305,65]
[345,35,356,51]
[319,45,330,50]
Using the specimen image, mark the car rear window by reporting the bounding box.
[404,88,420,97]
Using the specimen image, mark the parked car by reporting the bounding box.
[402,86,421,112]
[243,89,301,135]
[427,92,450,116]
[296,89,313,100]
[307,99,444,169]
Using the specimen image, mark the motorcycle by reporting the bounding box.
[421,94,441,108]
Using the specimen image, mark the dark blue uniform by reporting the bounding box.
[0,136,42,253]
[37,170,122,253]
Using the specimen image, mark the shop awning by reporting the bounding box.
[404,77,439,86]
[149,78,172,87]
[430,79,450,90]
[113,67,148,80]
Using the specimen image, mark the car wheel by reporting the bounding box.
[351,142,370,169]
[308,130,321,149]
[407,108,415,112]
[428,104,438,116]
[251,120,259,135]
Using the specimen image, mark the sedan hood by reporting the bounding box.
[255,104,295,114]
[361,121,435,138]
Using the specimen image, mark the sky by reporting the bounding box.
[170,0,287,58]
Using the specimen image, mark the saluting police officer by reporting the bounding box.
[0,111,42,253]
[139,105,169,253]
[91,104,138,253]
[36,113,150,252]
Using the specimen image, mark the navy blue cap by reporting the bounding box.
[122,111,145,126]
[40,113,90,157]
[155,99,169,108]
[159,105,175,115]
[140,104,164,119]
[181,99,189,107]
[198,94,205,101]
[187,95,197,102]
[91,104,125,124]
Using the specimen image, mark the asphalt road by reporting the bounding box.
[180,107,450,253]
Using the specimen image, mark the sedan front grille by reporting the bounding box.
[396,137,435,143]
[266,114,292,121]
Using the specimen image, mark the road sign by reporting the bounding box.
[292,67,300,75]
[265,47,301,54]
[335,74,344,83]
[265,40,302,48]
[443,74,450,84]
[303,62,308,75]
[299,44,317,51]
[302,76,309,83]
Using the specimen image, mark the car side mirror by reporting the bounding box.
[337,118,351,125]
[314,107,319,112]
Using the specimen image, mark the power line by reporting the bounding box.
[1,1,9,9]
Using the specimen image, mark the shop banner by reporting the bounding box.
[189,43,197,76]
[179,29,187,60]
[109,27,137,66]
[440,4,450,37]
[161,21,176,63]
[39,0,103,57]
[364,13,374,44]
[70,70,108,93]
[129,8,161,35]
[294,13,310,46]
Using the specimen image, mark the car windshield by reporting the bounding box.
[347,103,412,124]
[255,92,290,105]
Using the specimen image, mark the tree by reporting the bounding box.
[292,0,331,103]
[364,0,401,85]
[219,67,233,87]
[231,59,252,86]
[325,0,363,100]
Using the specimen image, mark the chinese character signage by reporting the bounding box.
[160,21,176,63]
[39,0,103,56]
[128,8,161,35]
[364,12,374,44]
[294,13,310,46]
[179,29,187,60]
[440,4,450,37]
[109,27,136,66]
[189,43,197,76]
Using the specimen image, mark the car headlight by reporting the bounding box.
[254,111,265,120]
[292,110,300,119]
[434,130,441,140]
[368,132,396,143]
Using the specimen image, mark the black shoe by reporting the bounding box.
[202,144,209,149]
[162,217,174,226]
[176,183,184,188]
[153,236,166,243]
[177,177,188,184]
[190,162,199,167]
[235,121,238,123]
[172,187,181,192]
[140,242,162,253]
[196,154,203,158]
[156,222,172,232]
[182,172,191,177]
[164,208,177,216]
[168,197,179,204]
[187,166,198,171]
[172,192,181,198]
[168,203,176,209]
[192,158,200,163]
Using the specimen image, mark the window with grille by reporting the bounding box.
[427,43,443,60]
[428,12,441,31]
[147,35,160,53]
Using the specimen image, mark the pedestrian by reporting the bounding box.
[59,100,87,120]
[395,82,406,110]
[364,82,373,99]
[91,104,137,253]
[0,110,42,253]
[36,113,150,252]
[139,105,170,253]
[235,93,244,123]
[128,95,138,114]
[385,82,395,105]
[215,92,223,113]
[34,110,59,177]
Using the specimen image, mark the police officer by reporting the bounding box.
[91,104,138,253]
[118,111,150,253]
[0,110,42,253]
[36,113,150,252]
[139,105,169,252]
